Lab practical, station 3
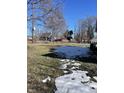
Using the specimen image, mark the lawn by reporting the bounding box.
[27,42,96,93]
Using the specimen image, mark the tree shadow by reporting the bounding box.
[42,51,97,64]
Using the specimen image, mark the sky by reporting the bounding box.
[63,0,97,30]
[27,0,97,36]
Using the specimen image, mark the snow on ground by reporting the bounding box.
[59,59,80,70]
[53,46,96,93]
[60,59,70,62]
[42,76,51,83]
[59,62,70,69]
[55,59,97,93]
[93,76,97,81]
[63,70,69,74]
[72,63,81,66]
[41,46,96,93]
[55,70,96,93]
[54,46,90,59]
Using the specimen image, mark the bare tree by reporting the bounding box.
[27,0,53,43]
[75,16,97,43]
[43,2,67,40]
[27,0,66,43]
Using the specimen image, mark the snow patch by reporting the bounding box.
[93,76,97,81]
[55,54,97,93]
[71,60,75,62]
[89,81,97,89]
[55,70,96,93]
[70,66,79,70]
[72,63,81,66]
[42,76,51,83]
[59,62,70,69]
[63,70,69,74]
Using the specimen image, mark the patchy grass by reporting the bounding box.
[27,44,63,93]
[28,42,90,47]
[27,42,96,93]
[79,62,97,78]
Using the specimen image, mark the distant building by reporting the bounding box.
[27,36,32,41]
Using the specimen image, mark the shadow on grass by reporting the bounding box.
[42,52,97,64]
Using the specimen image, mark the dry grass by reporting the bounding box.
[28,41,90,47]
[27,44,63,93]
[27,42,96,93]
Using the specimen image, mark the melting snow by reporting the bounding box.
[72,63,81,66]
[55,70,97,93]
[60,59,70,62]
[71,60,75,62]
[63,70,69,74]
[70,66,79,70]
[60,59,66,62]
[54,47,97,93]
[59,62,70,69]
[93,76,97,81]
[42,76,51,83]
[55,60,97,93]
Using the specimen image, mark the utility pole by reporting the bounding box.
[32,2,35,43]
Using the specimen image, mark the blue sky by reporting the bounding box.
[63,0,97,30]
[27,0,97,35]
